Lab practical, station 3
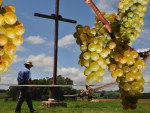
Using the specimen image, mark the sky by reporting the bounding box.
[0,0,150,92]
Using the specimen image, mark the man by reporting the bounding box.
[15,61,36,113]
[86,85,93,101]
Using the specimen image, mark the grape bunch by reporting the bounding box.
[108,45,146,109]
[74,0,149,110]
[0,0,24,74]
[116,0,148,109]
[118,0,148,45]
[74,12,119,83]
[74,25,107,83]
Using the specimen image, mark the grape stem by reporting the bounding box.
[139,50,150,62]
[85,0,115,39]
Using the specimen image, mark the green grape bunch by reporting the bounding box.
[74,0,149,110]
[0,0,25,74]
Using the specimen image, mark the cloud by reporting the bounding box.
[26,36,46,44]
[2,68,18,75]
[95,0,120,14]
[57,67,150,92]
[26,54,54,73]
[133,28,150,48]
[0,75,17,89]
[142,69,150,93]
[57,67,118,90]
[0,69,18,89]
[17,45,28,52]
[136,48,150,52]
[58,34,75,47]
[13,55,25,63]
[58,67,86,85]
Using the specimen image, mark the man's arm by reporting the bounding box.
[28,71,32,84]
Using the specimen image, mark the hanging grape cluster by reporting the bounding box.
[118,0,148,45]
[0,0,24,74]
[116,0,148,109]
[74,0,149,110]
[74,12,118,83]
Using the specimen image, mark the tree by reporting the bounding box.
[7,75,77,101]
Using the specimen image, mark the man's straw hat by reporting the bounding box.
[24,61,34,67]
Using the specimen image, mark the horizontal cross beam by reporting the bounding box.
[34,13,77,24]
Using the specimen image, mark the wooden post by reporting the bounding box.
[34,0,77,101]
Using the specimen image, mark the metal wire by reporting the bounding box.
[0,82,149,87]
[0,84,85,87]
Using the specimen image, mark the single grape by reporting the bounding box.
[90,52,99,61]
[134,72,142,80]
[108,41,116,49]
[80,45,87,52]
[88,43,97,52]
[84,67,92,75]
[5,27,16,39]
[0,26,6,34]
[4,11,17,25]
[4,4,16,13]
[1,54,12,67]
[0,14,4,25]
[14,25,25,35]
[83,60,90,67]
[123,83,131,91]
[95,68,105,76]
[83,52,91,60]
[97,57,105,65]
[0,35,8,46]
[4,43,16,55]
[115,69,123,77]
[12,35,24,46]
[90,61,99,71]
[123,66,130,73]
[109,64,117,72]
[126,72,134,81]
[126,56,135,65]
[130,66,138,73]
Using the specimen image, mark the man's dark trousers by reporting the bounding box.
[15,86,34,112]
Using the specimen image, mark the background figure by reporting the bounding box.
[15,61,36,113]
[86,85,93,101]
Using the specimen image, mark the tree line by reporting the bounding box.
[0,75,150,101]
[7,75,77,101]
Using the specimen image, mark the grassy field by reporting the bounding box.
[0,99,150,113]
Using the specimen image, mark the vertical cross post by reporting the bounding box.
[53,0,59,85]
[34,0,76,85]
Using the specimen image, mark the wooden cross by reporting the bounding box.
[34,0,77,85]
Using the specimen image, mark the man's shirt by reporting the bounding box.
[17,67,31,84]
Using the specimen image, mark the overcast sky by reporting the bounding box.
[0,0,150,92]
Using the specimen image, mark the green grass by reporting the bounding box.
[0,99,150,113]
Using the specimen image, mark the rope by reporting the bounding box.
[79,81,117,96]
[93,81,117,91]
